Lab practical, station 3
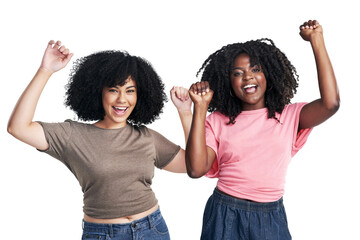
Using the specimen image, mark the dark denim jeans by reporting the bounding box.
[201,188,292,240]
[82,208,170,240]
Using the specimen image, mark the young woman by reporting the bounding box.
[182,20,339,239]
[7,40,191,240]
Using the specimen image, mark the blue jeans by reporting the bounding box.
[82,208,170,240]
[201,188,292,240]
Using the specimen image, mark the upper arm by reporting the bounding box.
[8,121,49,150]
[164,146,216,176]
[299,99,339,130]
[204,146,216,174]
[163,149,187,173]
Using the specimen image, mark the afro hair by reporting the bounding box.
[65,50,166,125]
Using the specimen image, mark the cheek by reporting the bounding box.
[231,78,243,93]
[130,95,137,106]
[256,74,267,87]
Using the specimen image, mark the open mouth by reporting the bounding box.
[112,106,128,115]
[243,84,258,94]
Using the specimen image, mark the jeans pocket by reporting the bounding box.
[82,232,108,240]
[202,195,218,233]
[153,218,169,235]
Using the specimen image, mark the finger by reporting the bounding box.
[55,40,62,49]
[189,83,198,95]
[176,87,184,100]
[180,87,189,100]
[195,82,203,95]
[62,48,70,55]
[59,45,66,52]
[48,40,55,48]
[174,86,184,101]
[204,81,210,93]
[312,20,320,28]
[200,81,209,95]
[307,20,315,29]
[303,21,310,29]
[183,87,190,100]
[64,53,74,64]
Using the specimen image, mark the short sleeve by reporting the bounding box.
[36,120,73,162]
[148,128,181,169]
[205,114,220,178]
[290,103,313,156]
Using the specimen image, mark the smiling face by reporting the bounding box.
[230,53,267,111]
[95,77,137,129]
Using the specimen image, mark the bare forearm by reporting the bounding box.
[185,104,209,178]
[311,34,340,110]
[7,67,52,134]
[177,110,192,144]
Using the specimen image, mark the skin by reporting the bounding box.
[230,54,267,111]
[7,40,188,224]
[94,78,138,130]
[184,20,340,178]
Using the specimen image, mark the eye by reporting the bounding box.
[108,89,118,93]
[126,87,136,93]
[233,71,244,77]
[252,66,261,73]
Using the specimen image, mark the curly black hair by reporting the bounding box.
[65,50,166,125]
[197,38,299,124]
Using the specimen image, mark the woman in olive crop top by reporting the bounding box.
[7,40,192,240]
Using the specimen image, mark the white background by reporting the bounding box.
[1,0,359,239]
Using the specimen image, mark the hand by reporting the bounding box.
[299,20,323,42]
[170,86,192,113]
[189,81,213,107]
[40,40,73,73]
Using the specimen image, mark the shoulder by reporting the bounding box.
[282,102,308,114]
[278,103,308,123]
[206,111,227,123]
[63,119,95,131]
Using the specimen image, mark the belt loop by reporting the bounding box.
[148,215,153,229]
[109,224,114,238]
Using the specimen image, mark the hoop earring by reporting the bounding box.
[230,90,234,97]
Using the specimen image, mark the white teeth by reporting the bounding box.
[114,107,127,110]
[244,84,257,89]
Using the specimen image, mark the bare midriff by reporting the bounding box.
[83,204,159,224]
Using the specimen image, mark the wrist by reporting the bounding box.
[38,66,55,75]
[177,109,192,116]
[193,103,208,115]
[309,32,324,45]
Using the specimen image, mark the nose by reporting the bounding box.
[116,93,126,103]
[243,70,254,80]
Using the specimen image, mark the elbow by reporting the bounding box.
[187,169,205,179]
[325,97,340,114]
[7,121,16,136]
[185,155,206,179]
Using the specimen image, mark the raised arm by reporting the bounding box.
[170,86,193,144]
[298,20,340,130]
[185,81,216,178]
[162,86,193,173]
[7,40,73,150]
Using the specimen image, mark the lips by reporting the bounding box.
[112,106,128,116]
[243,84,258,94]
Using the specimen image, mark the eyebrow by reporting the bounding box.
[232,65,260,71]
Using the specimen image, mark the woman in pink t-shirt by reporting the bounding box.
[182,20,340,239]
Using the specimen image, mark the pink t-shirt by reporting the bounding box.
[205,103,312,202]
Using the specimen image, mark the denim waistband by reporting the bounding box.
[213,188,284,212]
[82,208,162,234]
